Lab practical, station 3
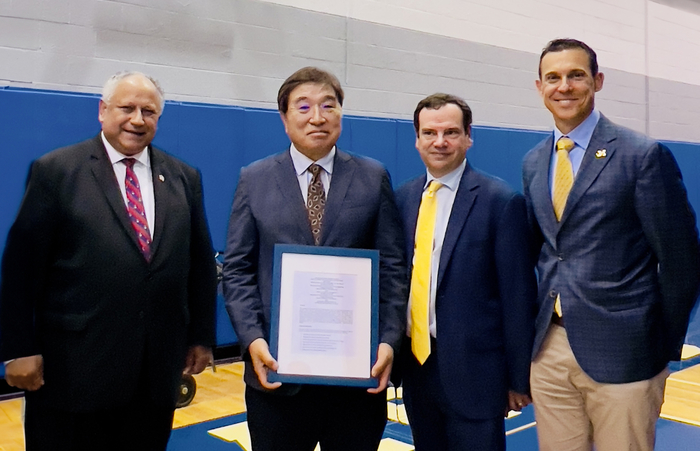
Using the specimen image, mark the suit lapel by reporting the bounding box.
[528,136,559,242]
[436,164,477,289]
[558,115,616,226]
[274,150,316,245]
[89,136,145,256]
[149,147,168,260]
[404,176,426,271]
[320,150,355,244]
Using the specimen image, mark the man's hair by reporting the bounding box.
[539,38,599,78]
[101,71,165,112]
[413,93,472,136]
[277,67,344,114]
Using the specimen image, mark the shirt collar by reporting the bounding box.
[424,158,466,192]
[290,144,336,176]
[553,108,600,151]
[101,132,150,168]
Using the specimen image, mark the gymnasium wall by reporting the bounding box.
[1,86,699,255]
[2,0,700,349]
[2,0,699,259]
[1,0,700,140]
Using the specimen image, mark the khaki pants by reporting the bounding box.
[530,323,668,451]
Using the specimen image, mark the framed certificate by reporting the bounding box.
[268,244,379,388]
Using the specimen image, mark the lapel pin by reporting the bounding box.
[158,174,165,182]
[595,149,607,159]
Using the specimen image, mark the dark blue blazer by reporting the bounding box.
[395,162,536,419]
[0,135,217,411]
[523,115,700,384]
[222,148,408,392]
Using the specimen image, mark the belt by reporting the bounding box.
[551,312,565,328]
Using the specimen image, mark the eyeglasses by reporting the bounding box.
[289,101,340,116]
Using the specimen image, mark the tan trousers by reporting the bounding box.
[530,323,669,451]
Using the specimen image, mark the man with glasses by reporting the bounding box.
[223,67,407,451]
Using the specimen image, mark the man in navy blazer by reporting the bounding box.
[222,67,407,451]
[523,38,700,451]
[0,72,217,450]
[394,93,536,451]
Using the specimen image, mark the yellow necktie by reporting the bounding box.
[552,136,575,221]
[553,137,574,318]
[410,180,442,364]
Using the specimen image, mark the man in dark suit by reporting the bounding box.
[394,93,536,451]
[222,67,407,451]
[0,72,217,451]
[523,38,700,451]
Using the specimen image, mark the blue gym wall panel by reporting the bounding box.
[154,103,248,250]
[469,126,549,190]
[0,88,101,259]
[664,141,700,218]
[3,87,700,256]
[393,120,426,186]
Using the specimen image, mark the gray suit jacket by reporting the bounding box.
[523,114,700,384]
[222,148,408,392]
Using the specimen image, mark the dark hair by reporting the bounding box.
[277,67,344,113]
[413,93,472,136]
[539,38,598,78]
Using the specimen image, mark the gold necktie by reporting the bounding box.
[552,137,575,221]
[552,137,574,318]
[410,180,442,364]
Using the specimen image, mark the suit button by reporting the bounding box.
[558,254,564,261]
[138,311,145,319]
[549,290,557,298]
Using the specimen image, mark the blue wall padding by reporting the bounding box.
[3,86,700,259]
[3,87,700,349]
[468,126,549,188]
[0,87,548,253]
[665,141,700,217]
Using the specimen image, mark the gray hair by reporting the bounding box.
[101,71,165,112]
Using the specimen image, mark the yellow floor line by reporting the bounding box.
[681,344,700,360]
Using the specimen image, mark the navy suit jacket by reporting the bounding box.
[0,135,217,411]
[395,162,536,419]
[523,114,700,384]
[222,148,408,392]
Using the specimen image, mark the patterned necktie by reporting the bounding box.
[123,158,152,260]
[552,136,575,221]
[306,164,326,246]
[410,180,442,364]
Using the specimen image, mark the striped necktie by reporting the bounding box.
[123,158,152,260]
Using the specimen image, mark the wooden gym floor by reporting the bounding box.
[3,350,700,450]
